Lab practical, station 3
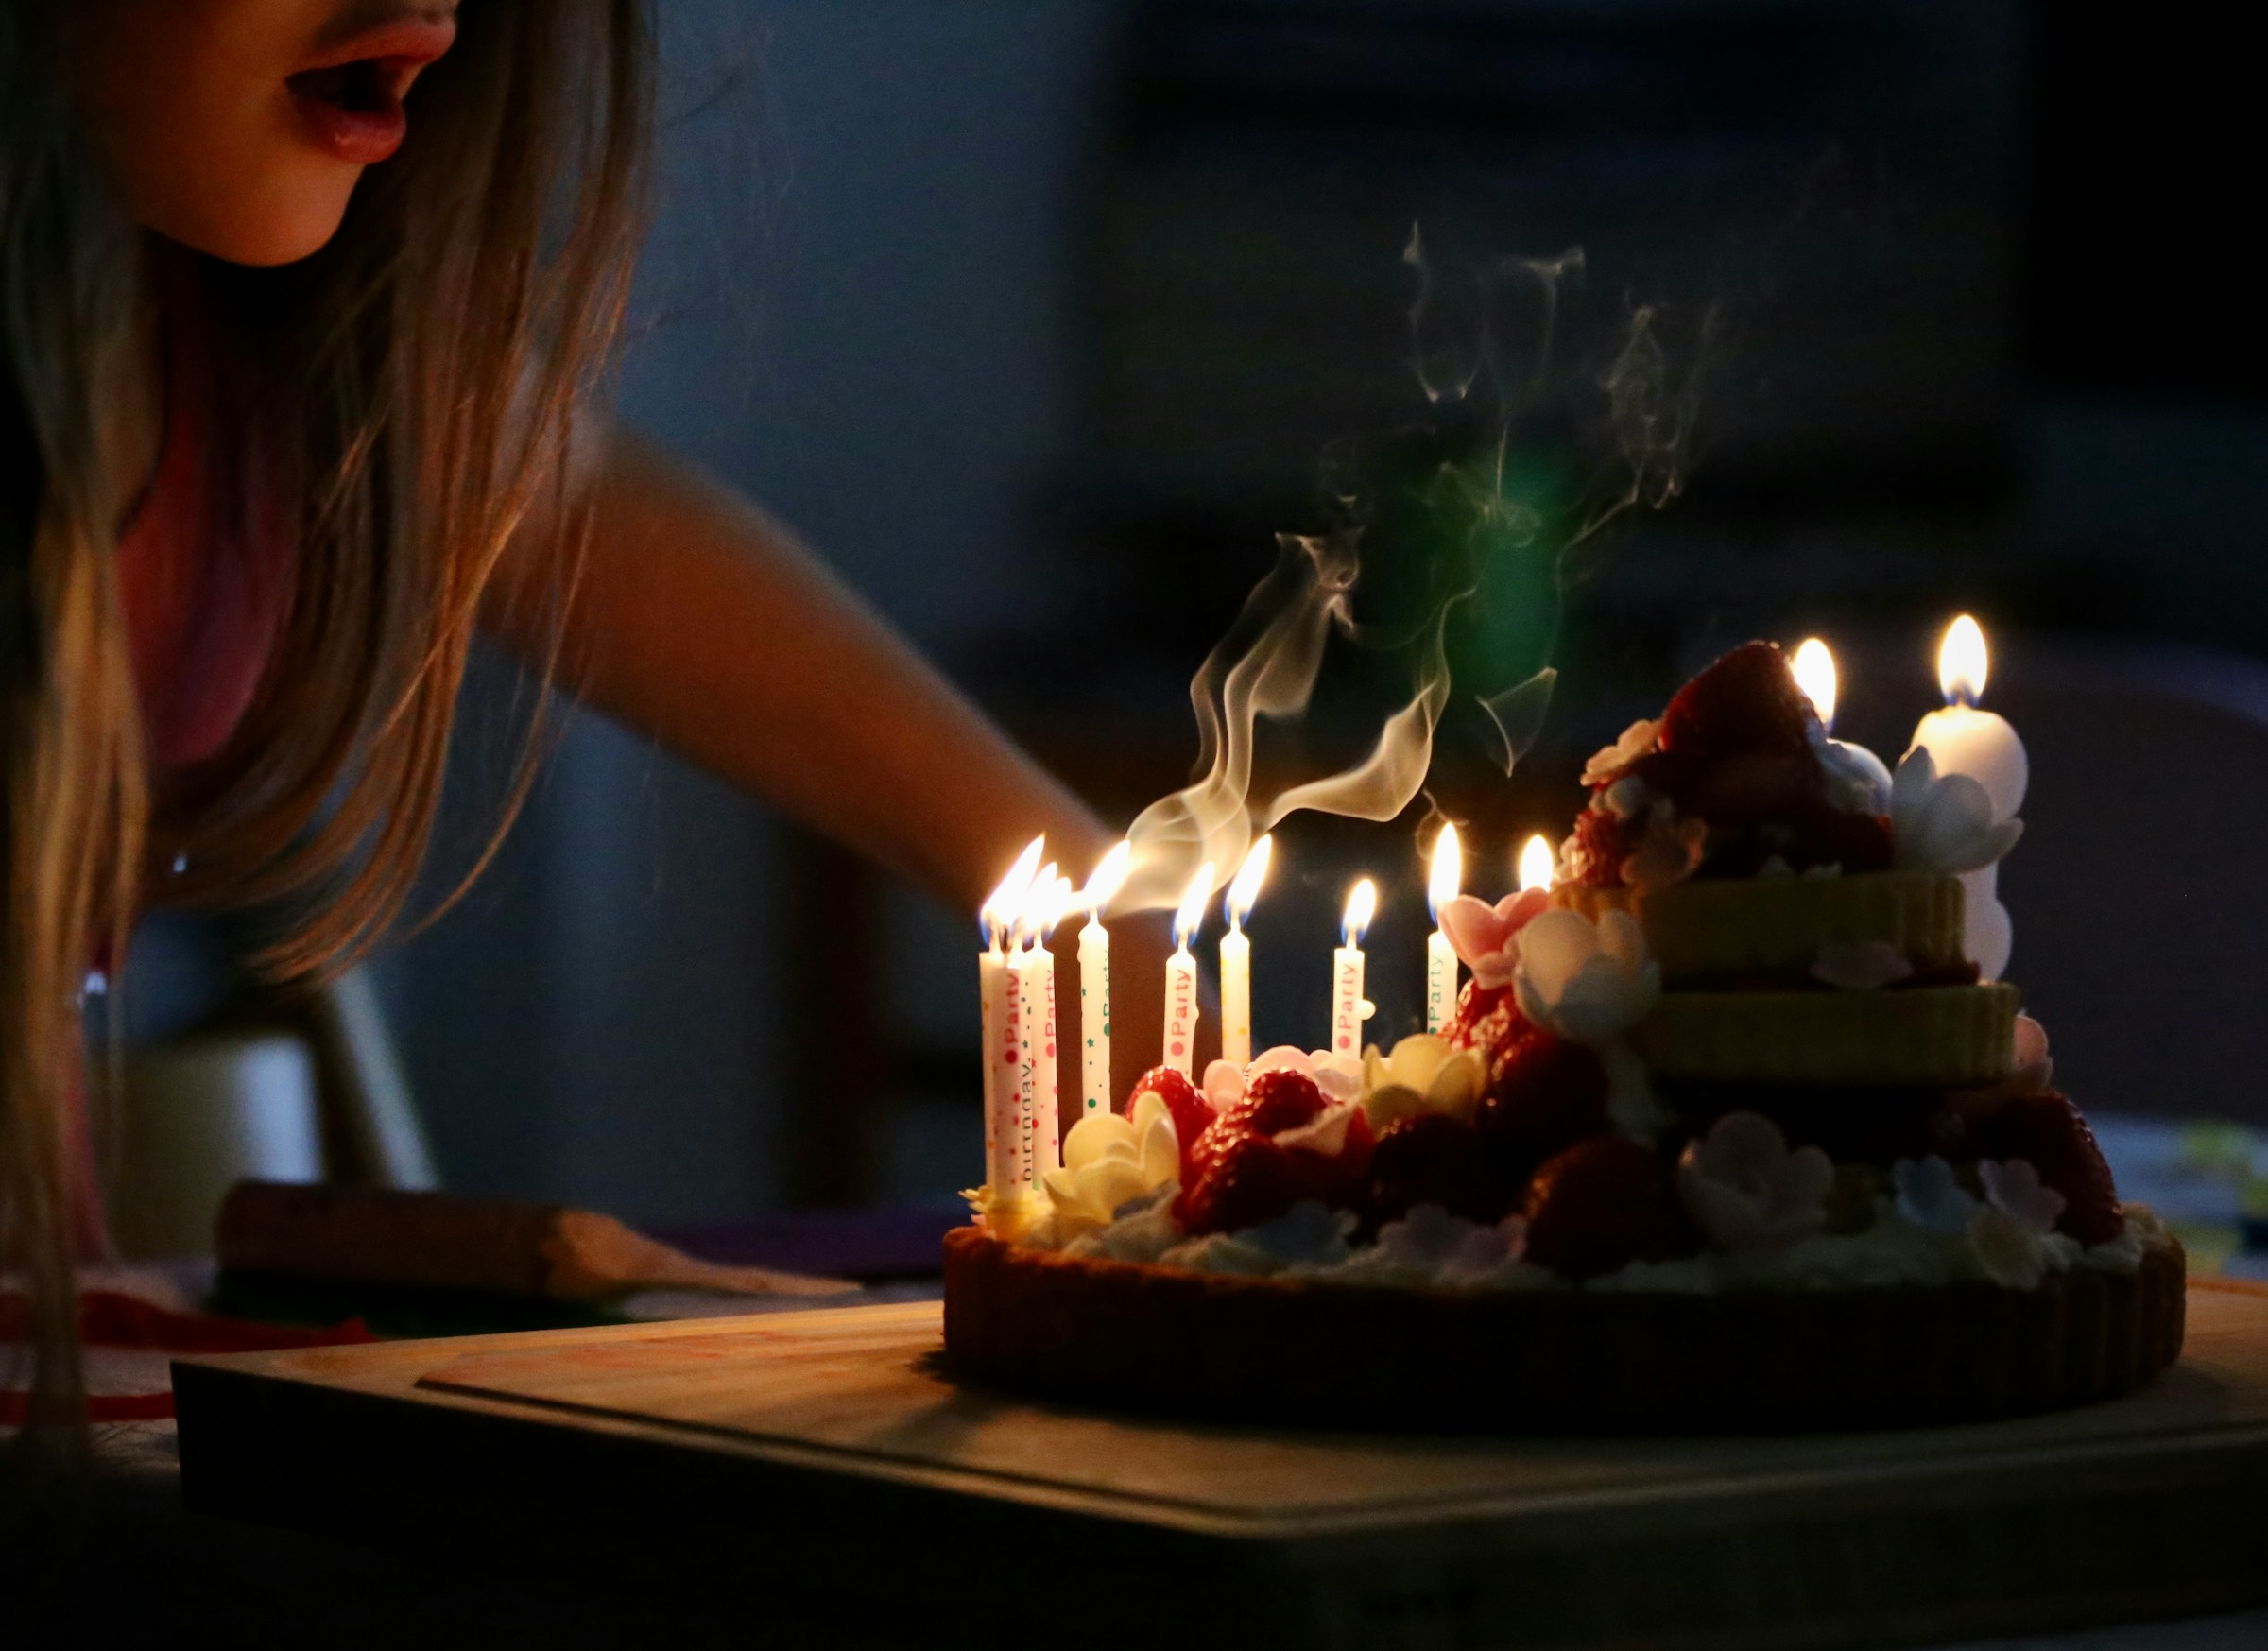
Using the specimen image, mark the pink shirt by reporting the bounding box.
[115,318,297,771]
[72,321,296,1257]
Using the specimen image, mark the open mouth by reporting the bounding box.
[286,50,431,164]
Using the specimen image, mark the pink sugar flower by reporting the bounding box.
[1437,887,1553,989]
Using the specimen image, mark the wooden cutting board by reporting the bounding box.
[174,1280,2268,1651]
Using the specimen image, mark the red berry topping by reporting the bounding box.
[1446,979,1514,1048]
[1176,1105,1373,1236]
[1786,801,1894,875]
[1175,1133,1310,1235]
[1565,805,1640,887]
[1475,1030,1610,1183]
[1446,981,1548,1089]
[1675,749,1823,824]
[1658,641,1817,757]
[1980,1092,2124,1245]
[1366,1113,1517,1227]
[1226,1069,1327,1138]
[1522,1137,1702,1280]
[1129,1065,1214,1178]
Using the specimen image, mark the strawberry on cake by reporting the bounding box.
[943,643,2185,1430]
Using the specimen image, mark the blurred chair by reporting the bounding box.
[108,966,438,1259]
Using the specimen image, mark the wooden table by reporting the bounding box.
[175,1281,2268,1651]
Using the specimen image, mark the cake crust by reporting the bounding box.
[942,1226,2186,1432]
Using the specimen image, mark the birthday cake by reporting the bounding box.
[943,637,2186,1430]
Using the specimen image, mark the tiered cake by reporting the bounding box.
[944,642,2185,1429]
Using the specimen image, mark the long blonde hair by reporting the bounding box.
[1,0,652,1466]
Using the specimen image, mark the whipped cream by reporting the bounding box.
[1031,1184,2168,1295]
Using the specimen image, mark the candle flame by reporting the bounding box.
[1792,637,1837,731]
[1080,840,1132,916]
[1044,875,1076,941]
[1518,833,1556,893]
[1225,834,1272,930]
[1172,861,1216,952]
[1938,614,1988,707]
[1426,823,1462,921]
[1341,877,1378,947]
[1015,863,1061,946]
[981,835,1045,943]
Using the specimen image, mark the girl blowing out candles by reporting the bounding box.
[0,1,1170,1454]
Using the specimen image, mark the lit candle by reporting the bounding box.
[1424,825,1462,1033]
[1331,878,1377,1058]
[1906,615,2027,979]
[1015,868,1067,1180]
[1519,832,1555,894]
[1908,616,2028,821]
[1075,842,1130,1120]
[1794,636,1893,811]
[1219,835,1273,1069]
[1163,862,1213,1075]
[980,838,1043,1206]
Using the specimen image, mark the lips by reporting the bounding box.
[287,14,455,166]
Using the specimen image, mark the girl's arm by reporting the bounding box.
[484,428,1189,1092]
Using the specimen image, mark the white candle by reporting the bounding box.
[1424,825,1461,1033]
[979,839,1043,1207]
[1015,869,1068,1179]
[979,942,1016,1193]
[1163,862,1212,1076]
[1908,617,2028,821]
[1331,878,1377,1057]
[1219,835,1272,1069]
[1076,843,1131,1119]
[1906,616,2027,979]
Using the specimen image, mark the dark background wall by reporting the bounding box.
[357,0,2266,1223]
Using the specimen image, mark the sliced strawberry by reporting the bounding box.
[1366,1113,1516,1227]
[1522,1137,1702,1280]
[1980,1092,2124,1245]
[1475,1030,1610,1183]
[1658,640,1815,758]
[1129,1065,1215,1178]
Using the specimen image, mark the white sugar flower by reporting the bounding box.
[1305,1049,1366,1105]
[1582,718,1659,787]
[1676,1111,1835,1251]
[1967,1205,2050,1289]
[1893,1155,1981,1233]
[1891,747,2023,875]
[1201,1058,1246,1111]
[1809,719,1894,816]
[1980,1158,2067,1233]
[1359,1033,1486,1130]
[1044,1089,1179,1236]
[1213,1045,1365,1108]
[1513,907,1660,1044]
[1810,938,1915,990]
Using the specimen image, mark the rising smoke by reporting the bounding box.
[1112,230,1708,914]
